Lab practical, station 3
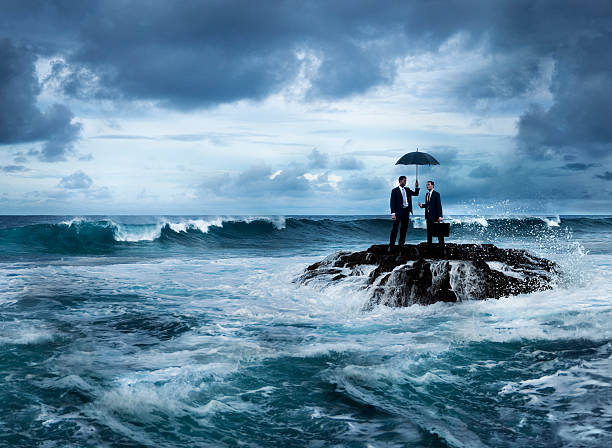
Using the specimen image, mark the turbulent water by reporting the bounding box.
[0,215,610,447]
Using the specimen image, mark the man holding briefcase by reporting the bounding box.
[418,180,446,252]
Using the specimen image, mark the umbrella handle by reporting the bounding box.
[416,165,418,182]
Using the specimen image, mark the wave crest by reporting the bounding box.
[0,216,289,253]
[0,215,608,255]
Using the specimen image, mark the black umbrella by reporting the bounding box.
[395,148,439,181]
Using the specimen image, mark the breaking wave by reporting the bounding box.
[0,215,609,255]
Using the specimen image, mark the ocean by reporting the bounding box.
[0,215,610,447]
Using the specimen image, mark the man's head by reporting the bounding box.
[398,175,406,187]
[426,180,434,191]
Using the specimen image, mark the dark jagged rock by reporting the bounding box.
[297,243,558,307]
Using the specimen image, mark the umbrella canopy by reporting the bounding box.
[395,149,440,181]
[395,151,439,166]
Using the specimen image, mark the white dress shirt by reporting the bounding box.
[400,186,408,207]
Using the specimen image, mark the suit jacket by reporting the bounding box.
[390,186,420,215]
[424,190,443,222]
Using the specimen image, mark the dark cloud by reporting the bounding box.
[596,171,612,181]
[0,1,521,109]
[516,28,612,161]
[0,39,81,161]
[561,163,597,171]
[58,171,93,189]
[36,104,82,162]
[306,39,397,100]
[452,52,549,106]
[4,1,612,124]
[51,1,305,108]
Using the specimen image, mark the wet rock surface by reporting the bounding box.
[298,243,558,307]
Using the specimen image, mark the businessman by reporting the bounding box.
[418,180,444,251]
[389,176,419,250]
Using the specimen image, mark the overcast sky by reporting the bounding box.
[1,0,611,215]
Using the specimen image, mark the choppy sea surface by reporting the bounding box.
[0,215,610,447]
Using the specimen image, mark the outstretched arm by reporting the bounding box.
[407,180,420,196]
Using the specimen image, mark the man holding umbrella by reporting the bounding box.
[389,176,419,250]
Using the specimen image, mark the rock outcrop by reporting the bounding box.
[298,243,558,307]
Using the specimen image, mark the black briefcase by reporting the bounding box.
[432,222,450,237]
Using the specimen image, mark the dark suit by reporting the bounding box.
[389,185,419,247]
[423,190,444,249]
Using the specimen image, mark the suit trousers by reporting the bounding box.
[426,219,445,249]
[389,211,410,246]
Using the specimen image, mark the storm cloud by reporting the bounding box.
[4,1,612,126]
[0,39,81,161]
[0,1,600,104]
